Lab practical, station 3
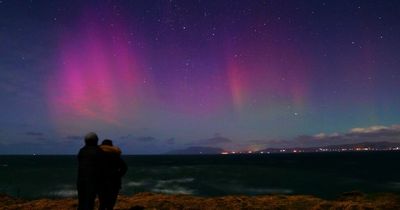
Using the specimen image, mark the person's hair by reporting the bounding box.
[84,132,98,146]
[101,139,113,146]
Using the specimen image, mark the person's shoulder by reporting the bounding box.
[99,145,122,155]
[78,146,88,153]
[78,146,98,158]
[79,145,102,154]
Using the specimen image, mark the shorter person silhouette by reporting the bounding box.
[98,139,128,210]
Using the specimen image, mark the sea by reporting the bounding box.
[1,151,399,200]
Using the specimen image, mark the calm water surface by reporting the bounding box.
[0,152,399,199]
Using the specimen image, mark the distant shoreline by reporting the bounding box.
[1,149,400,156]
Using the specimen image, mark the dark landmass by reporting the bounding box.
[1,192,400,210]
[167,141,400,155]
[167,146,224,154]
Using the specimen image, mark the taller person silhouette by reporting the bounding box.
[77,132,102,210]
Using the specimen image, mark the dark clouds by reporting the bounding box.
[189,134,233,146]
[261,125,400,148]
[119,135,158,142]
[117,135,177,154]
[25,131,44,136]
[166,138,175,144]
[134,136,157,142]
[65,135,82,140]
[119,135,175,144]
[0,139,80,154]
[119,134,133,140]
[2,124,400,154]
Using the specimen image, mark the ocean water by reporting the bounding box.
[0,152,399,199]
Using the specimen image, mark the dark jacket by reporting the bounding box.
[77,145,103,182]
[98,145,128,189]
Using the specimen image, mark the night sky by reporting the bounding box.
[1,0,400,154]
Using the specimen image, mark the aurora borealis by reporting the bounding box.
[1,1,400,154]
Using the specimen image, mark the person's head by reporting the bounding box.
[101,139,113,146]
[84,132,98,146]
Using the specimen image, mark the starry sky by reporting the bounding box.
[0,0,400,154]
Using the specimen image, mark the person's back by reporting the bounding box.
[98,139,127,210]
[77,132,102,210]
[78,145,101,180]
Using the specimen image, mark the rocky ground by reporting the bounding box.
[1,192,400,210]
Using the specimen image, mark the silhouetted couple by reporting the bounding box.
[77,132,128,210]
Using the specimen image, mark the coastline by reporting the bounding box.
[2,192,400,210]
